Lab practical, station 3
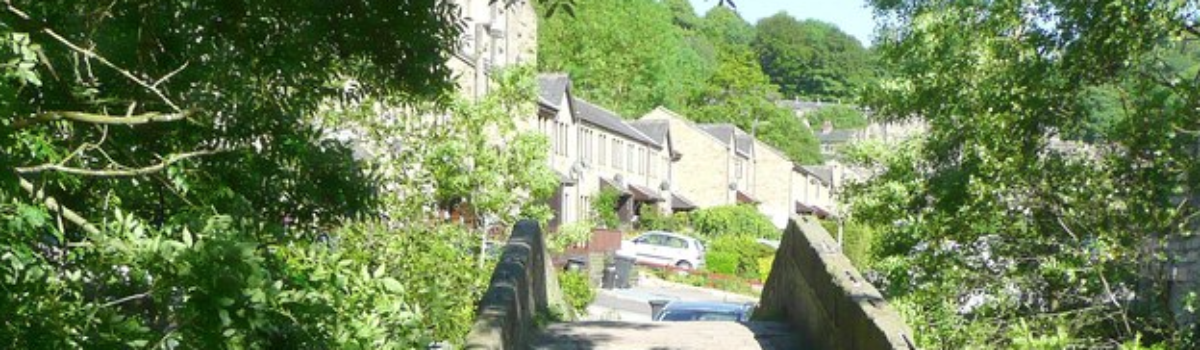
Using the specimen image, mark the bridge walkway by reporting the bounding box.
[533,320,804,350]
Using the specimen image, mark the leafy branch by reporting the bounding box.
[16,150,222,177]
[4,1,184,112]
[11,110,190,130]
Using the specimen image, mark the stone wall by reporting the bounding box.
[755,216,915,350]
[465,220,565,350]
[1167,233,1200,327]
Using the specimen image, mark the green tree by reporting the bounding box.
[806,105,869,129]
[687,48,823,164]
[537,0,712,117]
[754,13,873,101]
[856,0,1200,347]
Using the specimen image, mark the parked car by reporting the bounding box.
[653,301,754,322]
[619,231,705,270]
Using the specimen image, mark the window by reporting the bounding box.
[613,139,623,170]
[626,143,634,172]
[649,153,656,176]
[579,129,590,164]
[735,159,744,179]
[599,134,607,166]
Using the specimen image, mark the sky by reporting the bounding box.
[687,0,877,46]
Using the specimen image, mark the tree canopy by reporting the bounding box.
[1,1,555,347]
[754,13,873,101]
[537,0,829,164]
[851,0,1200,347]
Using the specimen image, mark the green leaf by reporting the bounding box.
[381,277,403,293]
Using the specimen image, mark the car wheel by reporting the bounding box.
[675,261,693,270]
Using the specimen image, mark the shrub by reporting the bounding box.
[806,105,869,129]
[690,205,780,240]
[593,187,622,229]
[558,271,595,318]
[705,252,738,275]
[707,235,775,279]
[549,221,594,253]
[757,256,774,282]
[637,205,680,232]
[819,219,874,269]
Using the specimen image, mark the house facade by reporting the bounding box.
[447,0,538,100]
[640,108,744,209]
[534,73,583,230]
[572,98,666,226]
[751,139,796,228]
[792,165,839,219]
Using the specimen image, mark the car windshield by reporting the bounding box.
[659,310,742,321]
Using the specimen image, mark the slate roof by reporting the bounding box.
[799,165,834,186]
[573,98,660,148]
[628,120,669,146]
[698,124,752,157]
[817,129,859,143]
[537,73,570,109]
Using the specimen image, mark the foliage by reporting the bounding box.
[593,187,622,229]
[754,13,874,101]
[0,214,491,348]
[705,251,738,275]
[757,256,774,282]
[637,205,682,232]
[0,2,553,347]
[706,235,773,280]
[536,0,823,164]
[558,271,595,318]
[537,0,714,117]
[550,221,594,253]
[859,0,1200,347]
[818,219,875,269]
[690,205,780,240]
[806,105,869,130]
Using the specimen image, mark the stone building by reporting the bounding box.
[751,139,796,228]
[534,73,583,230]
[447,0,538,100]
[572,98,666,226]
[640,108,748,209]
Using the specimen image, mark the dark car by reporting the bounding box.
[652,301,755,322]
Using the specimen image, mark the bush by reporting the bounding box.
[705,252,738,275]
[593,187,622,229]
[707,235,774,279]
[757,256,774,282]
[819,219,874,269]
[549,221,594,253]
[558,271,595,318]
[637,205,680,232]
[806,105,869,129]
[690,205,780,240]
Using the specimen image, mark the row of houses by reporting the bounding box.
[528,74,843,230]
[440,0,846,229]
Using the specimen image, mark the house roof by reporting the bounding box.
[573,98,661,149]
[799,165,834,186]
[629,183,664,202]
[698,124,752,157]
[671,193,698,211]
[817,129,859,143]
[628,120,669,145]
[629,119,681,158]
[537,73,571,109]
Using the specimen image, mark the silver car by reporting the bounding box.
[620,231,705,270]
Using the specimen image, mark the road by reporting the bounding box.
[533,274,805,350]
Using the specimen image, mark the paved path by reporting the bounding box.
[533,320,802,350]
[537,275,806,349]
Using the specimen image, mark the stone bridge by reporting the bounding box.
[463,217,915,350]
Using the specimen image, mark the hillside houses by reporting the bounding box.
[530,74,847,229]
